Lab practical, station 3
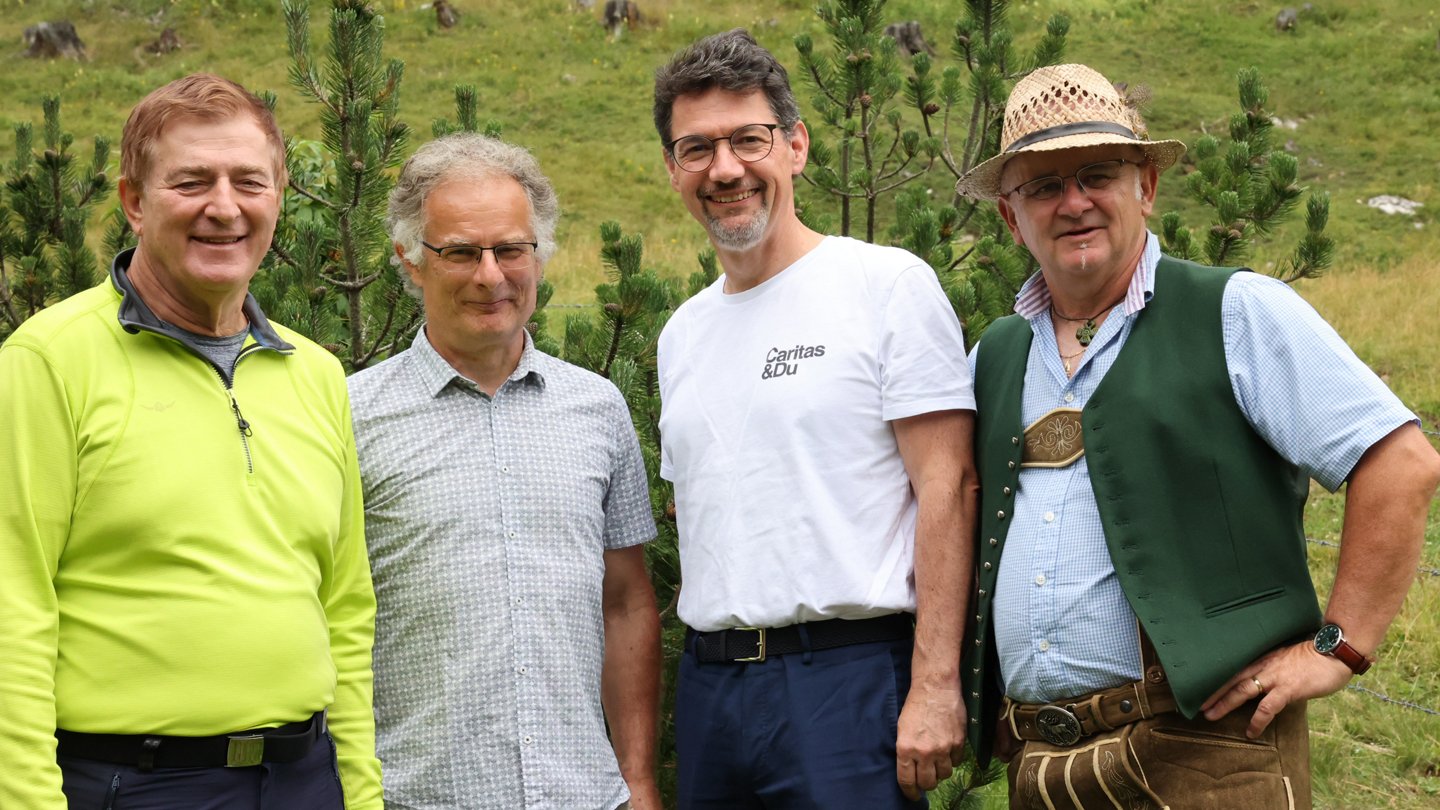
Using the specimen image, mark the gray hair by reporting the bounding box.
[388,133,560,277]
[653,28,801,144]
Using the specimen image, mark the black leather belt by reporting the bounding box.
[55,711,327,771]
[688,614,914,663]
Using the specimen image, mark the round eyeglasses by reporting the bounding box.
[665,123,780,173]
[422,241,538,271]
[1002,159,1136,202]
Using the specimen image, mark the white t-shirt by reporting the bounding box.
[658,236,975,631]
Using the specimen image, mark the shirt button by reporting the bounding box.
[501,465,509,473]
[508,531,517,538]
[1064,393,1075,403]
[522,735,533,746]
[1038,639,1051,652]
[517,666,527,675]
[1043,511,1055,522]
[1034,573,1047,586]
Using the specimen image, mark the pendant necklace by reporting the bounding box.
[1051,295,1127,347]
[1060,348,1086,376]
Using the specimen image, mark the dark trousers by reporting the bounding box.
[59,733,344,810]
[675,635,928,810]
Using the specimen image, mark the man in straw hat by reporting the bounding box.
[957,63,1439,807]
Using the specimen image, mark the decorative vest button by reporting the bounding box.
[1008,461,1016,469]
[997,510,1006,519]
[1003,486,1012,495]
[989,538,997,546]
[978,589,986,596]
[1012,436,1020,445]
[983,562,992,570]
[975,638,983,647]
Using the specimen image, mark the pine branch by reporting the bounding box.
[288,178,336,209]
[0,248,22,330]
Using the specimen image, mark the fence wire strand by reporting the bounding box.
[1345,684,1440,717]
[1306,537,1440,578]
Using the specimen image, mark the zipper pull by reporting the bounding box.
[229,391,253,437]
[104,771,121,809]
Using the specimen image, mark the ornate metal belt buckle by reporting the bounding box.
[1022,408,1084,468]
[1035,705,1083,746]
[226,734,265,767]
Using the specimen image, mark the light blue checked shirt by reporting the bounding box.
[349,329,655,810]
[971,232,1416,704]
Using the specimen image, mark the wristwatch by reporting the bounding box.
[1313,623,1375,675]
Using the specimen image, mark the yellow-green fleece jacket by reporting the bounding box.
[0,255,382,808]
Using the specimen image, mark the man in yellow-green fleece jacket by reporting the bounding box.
[0,74,382,809]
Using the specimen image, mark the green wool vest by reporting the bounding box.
[963,256,1321,764]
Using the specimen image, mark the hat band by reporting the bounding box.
[1005,121,1138,153]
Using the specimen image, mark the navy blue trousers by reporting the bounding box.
[59,733,344,810]
[675,635,929,810]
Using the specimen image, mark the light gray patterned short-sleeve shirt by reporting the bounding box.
[348,329,655,810]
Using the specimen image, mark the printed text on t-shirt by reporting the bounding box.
[761,344,826,379]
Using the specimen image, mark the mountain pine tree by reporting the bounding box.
[1160,67,1333,282]
[0,98,114,342]
[257,0,414,369]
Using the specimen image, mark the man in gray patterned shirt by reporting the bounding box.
[348,133,662,810]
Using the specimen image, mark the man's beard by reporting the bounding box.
[705,202,769,252]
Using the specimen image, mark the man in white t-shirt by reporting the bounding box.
[652,29,978,809]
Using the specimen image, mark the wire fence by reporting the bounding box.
[1346,684,1440,717]
[1306,537,1440,578]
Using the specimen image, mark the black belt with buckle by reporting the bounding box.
[55,711,327,771]
[688,614,914,663]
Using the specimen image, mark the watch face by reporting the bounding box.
[1315,623,1343,654]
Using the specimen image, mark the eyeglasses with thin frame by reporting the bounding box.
[665,123,781,173]
[1002,159,1136,202]
[421,241,538,271]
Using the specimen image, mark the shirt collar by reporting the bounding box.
[1012,230,1160,319]
[409,325,546,398]
[109,246,295,353]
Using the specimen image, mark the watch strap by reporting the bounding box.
[1329,638,1374,675]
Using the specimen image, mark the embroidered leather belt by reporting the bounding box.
[1004,676,1177,747]
[688,614,914,663]
[1022,407,1084,468]
[55,711,326,771]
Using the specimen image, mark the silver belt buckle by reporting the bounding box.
[1035,705,1083,746]
[226,734,265,767]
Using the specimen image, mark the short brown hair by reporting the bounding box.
[121,73,287,189]
[653,29,800,145]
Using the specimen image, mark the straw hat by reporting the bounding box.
[954,63,1187,201]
